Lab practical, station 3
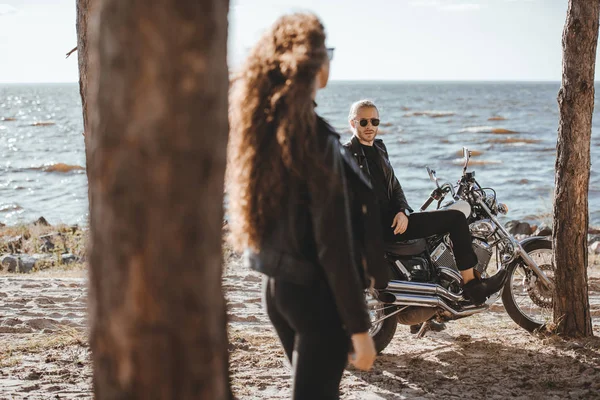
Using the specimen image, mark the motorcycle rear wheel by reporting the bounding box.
[502,239,554,332]
[366,293,398,353]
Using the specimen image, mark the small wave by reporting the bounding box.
[381,122,394,127]
[0,204,22,212]
[486,138,541,145]
[460,126,518,134]
[405,111,455,118]
[43,163,85,173]
[491,128,518,134]
[1,117,17,122]
[455,149,484,157]
[22,163,86,173]
[460,126,495,133]
[453,158,502,166]
[488,116,506,121]
[31,121,56,127]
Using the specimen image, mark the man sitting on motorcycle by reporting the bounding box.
[343,99,507,309]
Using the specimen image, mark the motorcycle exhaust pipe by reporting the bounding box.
[386,280,465,303]
[380,292,486,318]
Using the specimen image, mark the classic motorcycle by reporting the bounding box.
[368,148,555,353]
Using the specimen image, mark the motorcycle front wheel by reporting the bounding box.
[501,239,554,332]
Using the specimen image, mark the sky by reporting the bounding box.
[0,0,593,83]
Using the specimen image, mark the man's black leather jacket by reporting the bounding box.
[344,135,413,215]
[245,115,386,335]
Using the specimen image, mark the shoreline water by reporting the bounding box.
[2,82,600,226]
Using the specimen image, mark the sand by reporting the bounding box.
[1,253,599,399]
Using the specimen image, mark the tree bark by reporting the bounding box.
[553,0,599,337]
[76,0,97,215]
[76,0,94,137]
[87,0,231,398]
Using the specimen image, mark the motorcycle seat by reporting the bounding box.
[385,238,427,256]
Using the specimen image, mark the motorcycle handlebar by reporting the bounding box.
[420,196,434,211]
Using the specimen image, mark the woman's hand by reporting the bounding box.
[348,332,376,371]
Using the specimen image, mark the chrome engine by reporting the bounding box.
[430,234,492,275]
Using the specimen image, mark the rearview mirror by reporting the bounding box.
[462,147,471,175]
[426,166,440,188]
[427,166,435,181]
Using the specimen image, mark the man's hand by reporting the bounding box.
[391,212,409,235]
[348,332,376,371]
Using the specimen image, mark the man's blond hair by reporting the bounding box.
[348,99,379,121]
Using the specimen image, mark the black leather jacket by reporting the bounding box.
[344,136,413,215]
[245,115,385,334]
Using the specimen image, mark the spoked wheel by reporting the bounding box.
[502,239,554,332]
[366,291,398,354]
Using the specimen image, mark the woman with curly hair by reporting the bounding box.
[227,13,377,399]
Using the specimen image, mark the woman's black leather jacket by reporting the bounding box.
[245,115,386,335]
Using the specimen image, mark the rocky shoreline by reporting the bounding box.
[503,219,600,254]
[0,218,86,275]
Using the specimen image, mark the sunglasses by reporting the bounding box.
[355,118,380,127]
[326,47,335,61]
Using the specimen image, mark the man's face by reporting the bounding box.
[350,106,379,145]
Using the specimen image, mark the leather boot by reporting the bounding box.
[462,269,508,305]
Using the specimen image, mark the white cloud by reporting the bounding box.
[0,4,17,16]
[441,3,481,11]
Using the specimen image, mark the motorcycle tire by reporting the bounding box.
[501,239,553,333]
[370,304,398,354]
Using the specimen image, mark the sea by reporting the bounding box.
[1,81,599,227]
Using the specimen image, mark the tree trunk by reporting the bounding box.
[553,0,599,337]
[76,0,96,215]
[76,0,94,137]
[87,0,231,398]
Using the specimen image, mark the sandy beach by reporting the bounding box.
[1,249,600,399]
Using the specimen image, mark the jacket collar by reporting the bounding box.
[350,135,386,152]
[349,135,366,159]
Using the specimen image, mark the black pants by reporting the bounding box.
[263,277,350,400]
[385,209,478,271]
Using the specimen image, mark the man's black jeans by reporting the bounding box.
[386,209,478,270]
[263,277,350,400]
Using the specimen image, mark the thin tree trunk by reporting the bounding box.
[76,0,96,213]
[87,0,231,398]
[76,0,93,137]
[553,0,599,337]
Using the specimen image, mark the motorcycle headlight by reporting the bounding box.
[497,202,508,215]
[484,192,496,208]
[469,220,495,238]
